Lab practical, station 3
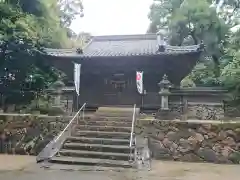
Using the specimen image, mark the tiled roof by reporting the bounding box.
[45,34,203,58]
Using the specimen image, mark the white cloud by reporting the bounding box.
[70,0,153,35]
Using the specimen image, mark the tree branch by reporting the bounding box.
[190,30,198,45]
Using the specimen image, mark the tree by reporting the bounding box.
[5,0,84,48]
[148,0,240,100]
[148,0,184,33]
[219,29,240,98]
[58,0,84,27]
[148,0,229,81]
[0,2,60,106]
[214,0,240,26]
[0,0,86,108]
[6,0,84,28]
[149,0,229,77]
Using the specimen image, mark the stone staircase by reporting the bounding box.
[48,107,136,169]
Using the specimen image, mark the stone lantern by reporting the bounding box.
[156,74,174,120]
[50,80,65,107]
[158,74,172,110]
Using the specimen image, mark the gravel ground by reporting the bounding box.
[0,155,239,180]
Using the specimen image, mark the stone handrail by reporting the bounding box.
[129,104,136,162]
[36,103,86,162]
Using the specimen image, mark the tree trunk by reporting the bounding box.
[212,55,220,77]
[190,32,198,45]
[0,42,8,67]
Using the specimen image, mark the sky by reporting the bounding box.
[70,0,153,36]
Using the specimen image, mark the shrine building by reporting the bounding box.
[44,33,204,110]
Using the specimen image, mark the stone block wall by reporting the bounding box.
[136,120,240,164]
[224,103,240,118]
[186,104,224,120]
[147,103,225,120]
[0,115,70,155]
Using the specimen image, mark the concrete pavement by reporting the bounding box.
[0,155,239,180]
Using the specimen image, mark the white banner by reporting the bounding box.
[136,71,143,94]
[74,63,81,96]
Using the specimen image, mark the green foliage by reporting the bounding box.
[149,0,228,63]
[215,0,240,26]
[180,76,196,88]
[189,62,221,86]
[59,0,84,27]
[219,29,240,99]
[148,0,184,33]
[5,0,82,48]
[0,0,80,107]
[148,0,240,98]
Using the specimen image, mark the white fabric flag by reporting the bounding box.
[74,63,81,96]
[136,71,143,94]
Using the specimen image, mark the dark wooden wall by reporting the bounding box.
[79,72,142,106]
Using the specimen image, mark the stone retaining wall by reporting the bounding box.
[136,120,240,164]
[1,114,240,165]
[0,115,70,155]
[186,104,224,120]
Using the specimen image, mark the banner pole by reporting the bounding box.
[76,94,79,124]
[141,87,145,113]
[77,94,79,111]
[141,72,144,111]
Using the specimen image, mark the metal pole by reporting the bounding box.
[76,94,79,124]
[83,105,85,122]
[141,90,145,113]
[66,98,69,112]
[76,94,79,111]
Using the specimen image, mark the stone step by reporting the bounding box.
[59,149,132,161]
[41,163,128,171]
[73,130,131,139]
[74,125,131,132]
[91,116,133,122]
[93,112,133,120]
[98,106,133,110]
[50,156,132,168]
[77,120,132,127]
[94,107,134,118]
[66,136,130,145]
[97,107,134,113]
[63,142,133,153]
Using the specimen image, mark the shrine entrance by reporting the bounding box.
[102,73,138,106]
